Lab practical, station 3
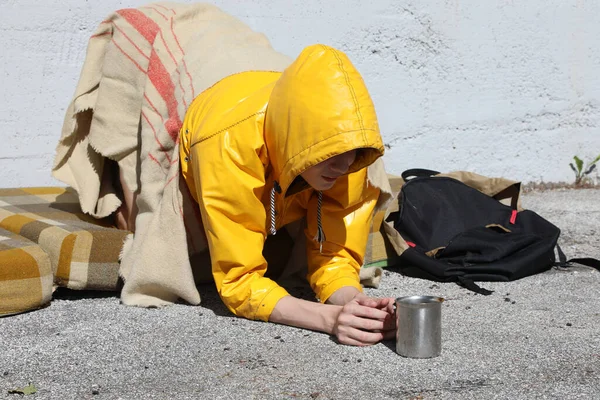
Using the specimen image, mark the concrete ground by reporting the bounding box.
[0,189,598,400]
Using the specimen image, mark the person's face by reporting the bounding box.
[300,150,358,191]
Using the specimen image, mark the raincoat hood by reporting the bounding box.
[265,44,385,197]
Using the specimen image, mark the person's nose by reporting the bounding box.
[330,153,355,175]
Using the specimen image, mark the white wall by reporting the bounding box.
[1,0,599,187]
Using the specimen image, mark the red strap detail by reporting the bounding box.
[510,210,518,224]
[406,241,416,248]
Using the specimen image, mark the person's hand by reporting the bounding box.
[332,293,396,346]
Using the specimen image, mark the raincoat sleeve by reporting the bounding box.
[305,168,380,303]
[190,132,290,322]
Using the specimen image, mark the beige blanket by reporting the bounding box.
[53,2,392,307]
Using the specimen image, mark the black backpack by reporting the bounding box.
[384,169,599,294]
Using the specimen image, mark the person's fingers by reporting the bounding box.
[344,302,389,321]
[372,297,395,312]
[333,295,399,346]
[353,293,380,308]
[336,335,374,347]
[338,310,387,332]
[373,297,393,310]
[386,299,396,314]
[336,326,385,346]
[382,297,396,312]
[374,298,391,310]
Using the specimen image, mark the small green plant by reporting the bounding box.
[570,154,600,185]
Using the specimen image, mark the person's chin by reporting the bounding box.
[316,181,336,191]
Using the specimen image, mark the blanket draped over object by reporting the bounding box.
[52,2,393,308]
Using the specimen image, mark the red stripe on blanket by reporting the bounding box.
[144,94,165,124]
[165,173,178,187]
[170,18,195,99]
[159,30,177,66]
[148,153,168,175]
[116,9,160,45]
[176,72,188,111]
[140,6,169,21]
[158,30,188,110]
[154,4,175,15]
[148,50,181,142]
[111,38,145,73]
[113,22,150,60]
[142,110,172,163]
[90,20,113,39]
[118,8,182,142]
[91,32,112,39]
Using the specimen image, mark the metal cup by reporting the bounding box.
[395,295,444,358]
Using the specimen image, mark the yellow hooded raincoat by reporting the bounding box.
[180,44,385,321]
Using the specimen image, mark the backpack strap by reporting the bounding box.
[457,277,494,296]
[555,244,600,271]
[401,169,441,181]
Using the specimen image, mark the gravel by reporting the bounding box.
[1,188,598,399]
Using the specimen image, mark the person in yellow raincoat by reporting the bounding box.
[178,44,395,346]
